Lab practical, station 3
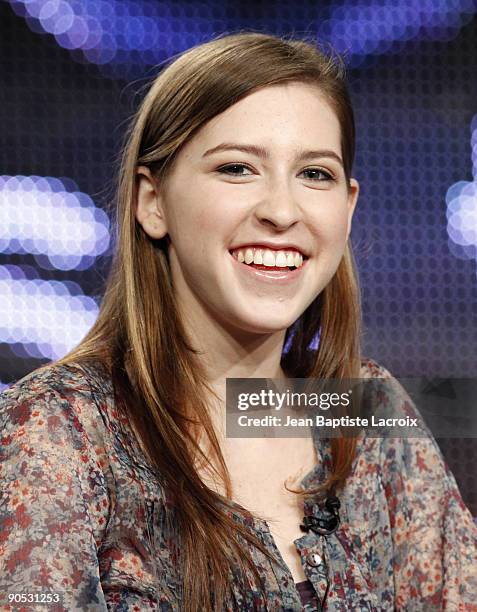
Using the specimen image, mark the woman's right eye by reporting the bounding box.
[216,163,254,176]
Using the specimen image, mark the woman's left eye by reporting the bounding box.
[217,163,253,176]
[299,168,334,181]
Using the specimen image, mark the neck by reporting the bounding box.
[179,296,289,415]
[177,297,295,495]
[190,310,286,384]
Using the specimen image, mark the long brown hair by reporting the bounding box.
[55,32,362,611]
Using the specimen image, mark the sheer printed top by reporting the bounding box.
[1,358,476,611]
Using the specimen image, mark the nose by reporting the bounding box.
[254,178,302,230]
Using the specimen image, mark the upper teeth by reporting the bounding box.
[233,247,304,268]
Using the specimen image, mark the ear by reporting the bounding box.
[346,178,359,239]
[135,166,168,239]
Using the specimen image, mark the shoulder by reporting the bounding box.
[1,360,160,485]
[352,357,445,487]
[0,360,116,458]
[356,355,430,434]
[359,356,393,380]
[1,359,112,405]
[355,358,464,499]
[358,356,420,423]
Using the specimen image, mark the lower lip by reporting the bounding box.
[229,252,307,284]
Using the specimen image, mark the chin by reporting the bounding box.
[228,310,300,336]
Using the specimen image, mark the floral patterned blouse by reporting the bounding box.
[1,358,476,611]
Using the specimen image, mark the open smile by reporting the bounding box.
[228,246,308,283]
[230,245,307,269]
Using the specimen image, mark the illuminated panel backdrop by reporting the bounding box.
[1,1,476,513]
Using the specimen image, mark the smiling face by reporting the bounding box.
[135,82,359,337]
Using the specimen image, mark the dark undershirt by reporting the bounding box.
[295,579,321,610]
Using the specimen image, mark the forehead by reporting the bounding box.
[187,82,342,156]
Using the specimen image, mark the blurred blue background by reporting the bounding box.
[1,0,476,513]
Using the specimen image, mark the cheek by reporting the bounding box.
[309,205,350,249]
[166,185,239,262]
[176,188,244,246]
[165,188,209,248]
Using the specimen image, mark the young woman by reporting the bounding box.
[1,33,476,611]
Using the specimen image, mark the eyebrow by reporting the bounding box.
[202,142,344,167]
